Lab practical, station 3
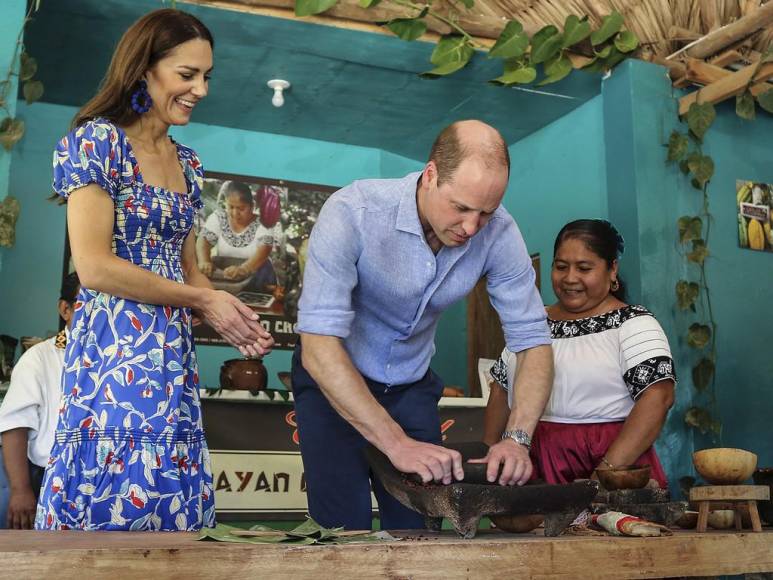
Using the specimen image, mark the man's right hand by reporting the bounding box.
[7,487,37,529]
[386,438,464,485]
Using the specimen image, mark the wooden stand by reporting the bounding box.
[690,485,770,532]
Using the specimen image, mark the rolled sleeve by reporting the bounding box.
[297,194,362,338]
[485,216,551,353]
[0,349,45,438]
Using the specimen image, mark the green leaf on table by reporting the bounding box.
[757,89,773,114]
[490,58,537,85]
[562,14,591,48]
[736,90,756,120]
[686,102,716,141]
[0,117,25,151]
[23,80,44,104]
[529,25,563,65]
[687,239,709,264]
[692,357,715,391]
[677,215,702,243]
[295,0,338,17]
[387,18,427,41]
[687,154,714,186]
[591,11,624,46]
[19,53,37,81]
[614,30,639,53]
[537,52,572,85]
[675,279,700,310]
[667,130,689,162]
[687,322,711,349]
[488,20,529,59]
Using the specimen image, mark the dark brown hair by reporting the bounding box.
[72,9,213,129]
[428,122,510,186]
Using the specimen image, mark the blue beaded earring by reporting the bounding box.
[130,80,153,114]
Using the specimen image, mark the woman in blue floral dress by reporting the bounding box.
[36,9,274,531]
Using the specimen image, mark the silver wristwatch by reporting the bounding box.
[501,429,531,450]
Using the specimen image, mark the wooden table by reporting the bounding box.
[1,529,772,579]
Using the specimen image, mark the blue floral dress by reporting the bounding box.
[35,118,215,531]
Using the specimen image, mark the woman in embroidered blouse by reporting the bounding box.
[36,9,274,531]
[484,219,676,487]
[196,180,277,289]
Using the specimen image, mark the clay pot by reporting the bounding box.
[752,467,773,524]
[491,514,544,533]
[220,358,268,394]
[675,510,699,529]
[596,465,651,490]
[692,448,757,485]
[707,509,735,530]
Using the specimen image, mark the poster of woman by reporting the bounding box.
[193,171,336,349]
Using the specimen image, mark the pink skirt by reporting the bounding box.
[530,420,668,488]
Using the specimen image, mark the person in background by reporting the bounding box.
[196,180,277,289]
[484,219,676,487]
[37,8,273,531]
[293,119,554,531]
[0,273,79,529]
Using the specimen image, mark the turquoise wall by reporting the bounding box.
[0,0,25,202]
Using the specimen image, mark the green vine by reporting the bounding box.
[667,102,720,440]
[0,1,43,152]
[295,0,640,85]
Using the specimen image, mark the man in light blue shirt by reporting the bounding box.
[291,120,554,530]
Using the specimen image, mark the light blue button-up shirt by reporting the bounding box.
[297,171,550,385]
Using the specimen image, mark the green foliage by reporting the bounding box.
[537,52,572,86]
[488,20,529,59]
[0,117,25,151]
[686,239,708,265]
[529,25,562,65]
[295,0,338,17]
[423,36,474,76]
[387,18,427,41]
[678,216,702,243]
[590,11,623,46]
[685,407,721,435]
[667,131,689,162]
[561,15,591,48]
[692,358,715,392]
[687,322,711,349]
[758,89,773,114]
[736,90,756,120]
[675,280,700,311]
[686,102,716,141]
[490,58,537,85]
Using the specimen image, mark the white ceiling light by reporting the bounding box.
[267,79,290,107]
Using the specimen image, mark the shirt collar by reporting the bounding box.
[395,171,424,236]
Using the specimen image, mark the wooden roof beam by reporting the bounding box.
[668,1,773,60]
[679,62,773,115]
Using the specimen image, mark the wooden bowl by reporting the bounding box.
[707,509,735,530]
[596,465,651,490]
[491,514,544,533]
[675,510,699,529]
[692,448,757,485]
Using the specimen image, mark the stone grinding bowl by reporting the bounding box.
[693,448,757,485]
[365,441,598,538]
[596,465,651,491]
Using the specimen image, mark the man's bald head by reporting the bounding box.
[428,120,510,187]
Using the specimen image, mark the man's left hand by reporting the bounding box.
[468,438,532,486]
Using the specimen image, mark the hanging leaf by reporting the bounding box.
[687,154,714,186]
[675,280,700,310]
[685,406,716,434]
[692,358,715,391]
[490,59,537,85]
[386,18,427,41]
[594,45,613,59]
[537,52,572,85]
[581,56,606,73]
[530,25,563,65]
[591,11,624,46]
[23,80,44,104]
[295,0,338,17]
[614,30,639,53]
[422,59,469,77]
[736,90,756,120]
[678,159,690,175]
[488,20,529,59]
[757,89,773,114]
[358,0,380,6]
[667,131,689,162]
[603,47,628,69]
[687,322,711,349]
[677,215,702,243]
[687,239,709,264]
[459,0,475,8]
[0,117,25,151]
[19,53,37,81]
[562,14,591,48]
[686,102,716,141]
[430,36,474,67]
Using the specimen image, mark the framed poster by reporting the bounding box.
[194,172,337,349]
[737,180,773,252]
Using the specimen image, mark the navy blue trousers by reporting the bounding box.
[291,345,443,531]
